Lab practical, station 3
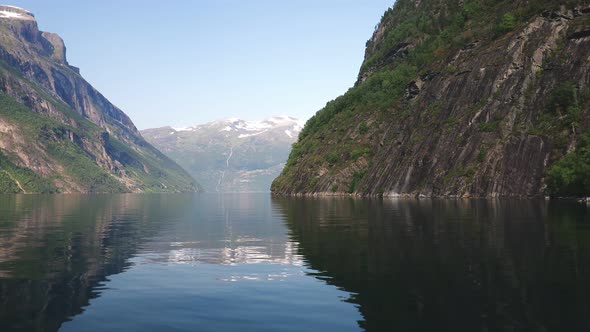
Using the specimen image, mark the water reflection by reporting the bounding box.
[0,194,188,331]
[2,194,589,332]
[132,193,303,266]
[0,194,335,332]
[274,197,590,332]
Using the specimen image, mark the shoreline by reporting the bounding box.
[271,191,590,202]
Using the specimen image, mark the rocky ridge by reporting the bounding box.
[0,5,199,193]
[273,0,590,197]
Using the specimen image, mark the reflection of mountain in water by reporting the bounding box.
[274,198,590,332]
[144,194,304,267]
[6,194,589,332]
[0,194,191,332]
[0,194,304,332]
[165,241,302,267]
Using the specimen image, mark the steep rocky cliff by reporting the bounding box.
[142,117,302,192]
[0,5,200,193]
[272,0,590,197]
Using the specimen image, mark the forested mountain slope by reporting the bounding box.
[273,0,590,197]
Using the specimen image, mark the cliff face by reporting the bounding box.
[0,6,200,193]
[273,0,590,197]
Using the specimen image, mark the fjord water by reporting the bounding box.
[0,195,589,331]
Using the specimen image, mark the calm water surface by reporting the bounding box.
[0,194,589,331]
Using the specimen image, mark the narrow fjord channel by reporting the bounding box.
[0,194,588,331]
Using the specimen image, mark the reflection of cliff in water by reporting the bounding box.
[0,193,304,332]
[274,197,590,332]
[0,194,193,332]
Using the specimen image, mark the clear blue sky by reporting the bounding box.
[8,0,393,129]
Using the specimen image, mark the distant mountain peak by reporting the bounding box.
[0,5,34,20]
[142,115,303,193]
[169,116,304,139]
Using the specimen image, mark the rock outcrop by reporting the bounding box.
[0,6,200,193]
[272,0,590,197]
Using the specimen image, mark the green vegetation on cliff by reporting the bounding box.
[547,132,590,196]
[0,86,196,193]
[273,0,590,197]
[538,82,590,196]
[0,9,200,193]
[0,151,55,193]
[0,92,124,193]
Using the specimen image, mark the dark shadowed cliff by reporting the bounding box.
[272,0,590,197]
[0,5,200,193]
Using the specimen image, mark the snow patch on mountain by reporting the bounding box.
[172,127,192,132]
[238,130,268,139]
[0,5,34,20]
[142,116,305,192]
[172,117,301,138]
[166,116,303,140]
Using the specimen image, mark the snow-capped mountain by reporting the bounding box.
[172,116,304,139]
[141,116,304,192]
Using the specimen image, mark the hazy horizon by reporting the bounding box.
[5,0,393,129]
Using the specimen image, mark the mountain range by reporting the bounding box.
[142,117,302,192]
[3,1,590,197]
[0,5,199,193]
